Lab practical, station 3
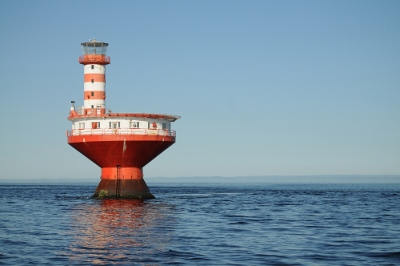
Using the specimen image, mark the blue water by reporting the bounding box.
[1,183,400,265]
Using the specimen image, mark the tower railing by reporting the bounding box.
[78,54,110,64]
[67,128,176,137]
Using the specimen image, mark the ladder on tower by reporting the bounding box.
[116,165,121,198]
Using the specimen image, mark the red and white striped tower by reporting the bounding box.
[67,39,180,199]
[80,39,109,115]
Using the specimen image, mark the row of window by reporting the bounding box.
[78,122,167,129]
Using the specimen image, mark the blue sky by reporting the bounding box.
[0,1,399,181]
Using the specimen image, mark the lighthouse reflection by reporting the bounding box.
[68,199,176,264]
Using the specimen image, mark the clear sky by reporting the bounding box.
[0,1,399,181]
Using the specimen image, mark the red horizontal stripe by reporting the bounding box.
[84,91,106,100]
[84,74,105,83]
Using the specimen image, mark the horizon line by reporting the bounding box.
[1,175,399,184]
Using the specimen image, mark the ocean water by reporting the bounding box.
[1,183,400,265]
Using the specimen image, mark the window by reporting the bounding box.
[162,123,167,130]
[91,79,94,83]
[91,92,94,96]
[111,122,120,129]
[91,65,94,69]
[131,122,139,128]
[79,122,85,129]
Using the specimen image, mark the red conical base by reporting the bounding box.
[67,134,176,199]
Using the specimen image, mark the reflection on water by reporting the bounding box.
[67,199,176,264]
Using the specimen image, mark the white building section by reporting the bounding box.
[68,113,176,137]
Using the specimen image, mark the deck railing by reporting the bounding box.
[68,107,180,121]
[67,128,176,137]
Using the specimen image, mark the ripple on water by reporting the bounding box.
[0,183,400,265]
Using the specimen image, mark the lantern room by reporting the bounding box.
[79,39,110,65]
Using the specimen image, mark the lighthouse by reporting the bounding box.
[67,39,180,199]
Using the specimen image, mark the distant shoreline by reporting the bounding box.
[1,175,399,185]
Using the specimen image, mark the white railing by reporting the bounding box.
[68,107,180,121]
[67,128,176,137]
[71,107,109,117]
